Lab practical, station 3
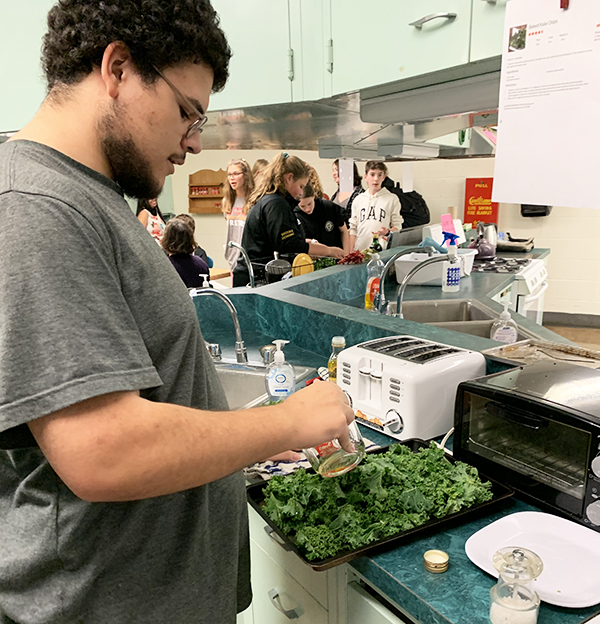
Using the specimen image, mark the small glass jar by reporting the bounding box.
[489,547,543,624]
[302,421,365,477]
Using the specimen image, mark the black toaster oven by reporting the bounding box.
[454,361,600,530]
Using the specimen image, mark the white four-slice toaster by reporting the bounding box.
[336,335,487,441]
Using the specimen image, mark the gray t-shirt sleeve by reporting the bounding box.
[0,193,162,431]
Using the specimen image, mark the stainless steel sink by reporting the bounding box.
[385,299,536,341]
[214,362,316,410]
[387,298,495,322]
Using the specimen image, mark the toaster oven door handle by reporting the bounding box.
[485,402,547,430]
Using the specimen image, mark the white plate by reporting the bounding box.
[465,511,600,608]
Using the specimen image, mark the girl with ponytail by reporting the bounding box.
[233,153,346,287]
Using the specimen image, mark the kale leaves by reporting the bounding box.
[262,442,493,561]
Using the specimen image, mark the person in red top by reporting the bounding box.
[136,197,165,243]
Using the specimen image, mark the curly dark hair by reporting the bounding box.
[42,0,231,92]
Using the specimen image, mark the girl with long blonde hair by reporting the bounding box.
[233,153,346,287]
[222,158,254,271]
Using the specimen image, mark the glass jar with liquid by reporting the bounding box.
[302,421,365,477]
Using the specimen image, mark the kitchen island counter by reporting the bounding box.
[197,248,563,372]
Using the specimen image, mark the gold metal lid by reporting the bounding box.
[424,549,449,573]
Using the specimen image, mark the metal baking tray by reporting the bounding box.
[247,439,514,571]
[483,339,600,370]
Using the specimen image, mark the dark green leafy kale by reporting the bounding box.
[262,443,493,561]
[313,257,338,271]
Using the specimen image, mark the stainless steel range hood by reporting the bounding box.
[1,59,501,159]
[360,57,501,125]
[200,56,501,160]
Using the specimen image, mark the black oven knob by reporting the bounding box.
[586,501,600,526]
[592,456,600,478]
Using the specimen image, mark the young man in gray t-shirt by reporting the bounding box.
[0,3,355,623]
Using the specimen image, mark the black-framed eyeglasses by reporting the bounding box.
[153,66,208,139]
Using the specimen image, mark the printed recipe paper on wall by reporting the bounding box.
[492,0,600,210]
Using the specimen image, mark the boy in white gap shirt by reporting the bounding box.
[349,161,403,251]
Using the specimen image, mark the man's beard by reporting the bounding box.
[99,105,162,199]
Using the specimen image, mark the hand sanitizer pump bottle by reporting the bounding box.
[265,340,296,401]
[441,232,460,293]
[490,303,519,344]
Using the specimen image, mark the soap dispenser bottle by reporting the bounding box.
[441,232,460,293]
[265,340,296,401]
[490,303,519,344]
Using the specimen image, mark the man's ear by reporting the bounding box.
[100,41,135,99]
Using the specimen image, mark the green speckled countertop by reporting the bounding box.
[192,248,598,624]
[350,495,599,624]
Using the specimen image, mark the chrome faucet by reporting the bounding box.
[193,288,248,363]
[228,241,255,288]
[395,254,458,319]
[375,246,435,314]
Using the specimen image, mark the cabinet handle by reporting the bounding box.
[268,588,304,619]
[287,48,295,82]
[409,12,457,28]
[482,0,497,3]
[264,525,292,551]
[326,39,334,74]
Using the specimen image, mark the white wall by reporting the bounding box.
[172,152,600,316]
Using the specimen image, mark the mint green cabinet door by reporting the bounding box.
[210,0,292,111]
[289,0,333,102]
[0,1,55,132]
[331,0,472,96]
[470,0,508,61]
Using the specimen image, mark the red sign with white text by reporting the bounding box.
[464,178,498,225]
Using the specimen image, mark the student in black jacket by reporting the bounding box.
[295,182,349,254]
[233,153,345,287]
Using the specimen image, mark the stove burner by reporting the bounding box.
[472,257,532,273]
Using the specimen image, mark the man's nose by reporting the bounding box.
[184,133,202,155]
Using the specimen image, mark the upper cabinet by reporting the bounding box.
[204,0,508,113]
[209,0,292,110]
[470,0,509,62]
[289,0,333,102]
[330,0,472,96]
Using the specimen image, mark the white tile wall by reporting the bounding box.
[171,152,600,316]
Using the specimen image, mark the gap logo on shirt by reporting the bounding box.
[360,206,386,223]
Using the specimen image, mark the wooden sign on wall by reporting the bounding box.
[189,168,227,214]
